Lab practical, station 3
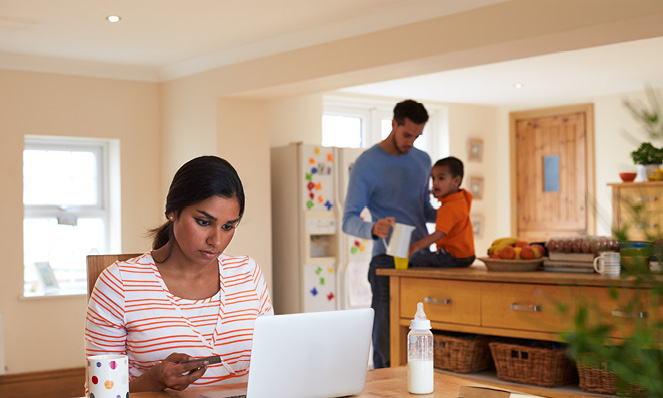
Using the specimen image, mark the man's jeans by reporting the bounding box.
[367,254,395,369]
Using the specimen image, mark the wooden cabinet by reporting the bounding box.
[378,267,663,388]
[400,278,481,326]
[481,282,576,334]
[609,181,663,241]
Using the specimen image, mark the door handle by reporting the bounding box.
[510,303,541,312]
[424,297,451,305]
[612,310,648,319]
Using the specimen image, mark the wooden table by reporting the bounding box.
[109,367,493,398]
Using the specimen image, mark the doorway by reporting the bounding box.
[509,104,596,242]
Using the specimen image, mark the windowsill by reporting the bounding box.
[21,288,86,300]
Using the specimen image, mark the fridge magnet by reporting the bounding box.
[310,287,318,296]
[327,292,335,301]
[469,177,484,200]
[34,262,59,293]
[468,139,484,162]
[471,216,484,239]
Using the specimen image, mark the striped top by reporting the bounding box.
[85,252,273,385]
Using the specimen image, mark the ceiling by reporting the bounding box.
[1,0,662,106]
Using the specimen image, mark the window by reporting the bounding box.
[23,137,115,296]
[323,97,444,159]
[322,106,369,148]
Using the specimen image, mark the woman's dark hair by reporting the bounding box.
[150,156,245,251]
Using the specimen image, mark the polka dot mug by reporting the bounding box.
[87,354,129,398]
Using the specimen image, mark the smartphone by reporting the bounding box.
[181,355,221,364]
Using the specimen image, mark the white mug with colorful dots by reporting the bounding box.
[87,354,129,398]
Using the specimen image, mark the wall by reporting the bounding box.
[216,98,273,287]
[446,103,499,257]
[0,69,161,373]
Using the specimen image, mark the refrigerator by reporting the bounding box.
[271,143,373,314]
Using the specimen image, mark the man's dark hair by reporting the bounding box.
[434,156,464,184]
[393,99,429,125]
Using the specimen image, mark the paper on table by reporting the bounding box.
[458,385,544,398]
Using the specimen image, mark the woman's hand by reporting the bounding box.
[130,353,208,392]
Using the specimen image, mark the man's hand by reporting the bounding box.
[372,217,395,239]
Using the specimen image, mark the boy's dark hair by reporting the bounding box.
[393,99,429,125]
[434,156,464,184]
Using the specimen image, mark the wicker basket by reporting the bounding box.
[577,356,646,396]
[489,341,576,387]
[433,333,493,373]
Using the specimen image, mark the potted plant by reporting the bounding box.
[630,142,663,182]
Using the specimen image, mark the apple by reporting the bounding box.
[499,246,516,259]
[489,253,500,259]
[531,244,545,259]
[514,241,530,249]
[521,245,535,259]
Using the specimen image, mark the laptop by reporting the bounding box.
[201,308,374,398]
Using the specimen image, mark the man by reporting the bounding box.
[342,99,436,368]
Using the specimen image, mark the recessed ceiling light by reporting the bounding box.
[106,15,121,23]
[513,83,524,89]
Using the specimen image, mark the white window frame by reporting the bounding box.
[322,104,371,148]
[323,95,447,161]
[23,136,114,297]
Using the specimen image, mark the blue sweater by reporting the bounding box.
[342,145,437,257]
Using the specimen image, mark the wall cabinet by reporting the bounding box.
[609,181,663,241]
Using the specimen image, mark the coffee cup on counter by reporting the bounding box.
[593,252,621,276]
[87,354,129,398]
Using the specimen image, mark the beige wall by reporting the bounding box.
[0,69,161,373]
[446,103,499,257]
[216,98,272,286]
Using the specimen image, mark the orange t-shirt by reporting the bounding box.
[435,189,475,258]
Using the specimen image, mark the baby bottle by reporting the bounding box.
[407,302,434,394]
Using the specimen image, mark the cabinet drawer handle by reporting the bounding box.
[424,297,451,305]
[637,196,658,202]
[637,223,659,229]
[611,310,648,319]
[510,303,541,312]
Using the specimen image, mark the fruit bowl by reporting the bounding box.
[478,257,543,272]
[619,172,637,182]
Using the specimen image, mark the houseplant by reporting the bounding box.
[630,142,663,182]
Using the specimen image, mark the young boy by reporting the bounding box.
[408,156,476,268]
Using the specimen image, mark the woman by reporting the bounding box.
[85,156,273,392]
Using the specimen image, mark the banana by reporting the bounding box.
[487,237,521,255]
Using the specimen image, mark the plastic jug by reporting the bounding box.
[382,223,415,269]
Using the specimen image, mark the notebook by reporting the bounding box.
[201,308,374,398]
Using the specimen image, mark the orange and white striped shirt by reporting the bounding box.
[85,252,273,386]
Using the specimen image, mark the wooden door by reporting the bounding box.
[510,104,595,242]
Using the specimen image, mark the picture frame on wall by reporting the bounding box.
[469,176,484,200]
[34,262,59,294]
[471,215,484,239]
[468,139,484,162]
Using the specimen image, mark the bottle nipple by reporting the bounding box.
[410,302,431,329]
